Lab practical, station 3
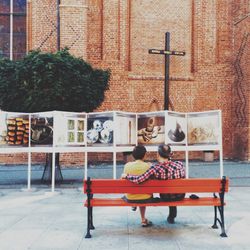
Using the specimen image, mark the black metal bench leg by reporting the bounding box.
[90,207,95,230]
[218,206,227,237]
[85,206,92,238]
[212,206,218,229]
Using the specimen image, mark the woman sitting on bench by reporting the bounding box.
[122,145,155,227]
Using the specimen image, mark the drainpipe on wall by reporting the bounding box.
[56,0,60,51]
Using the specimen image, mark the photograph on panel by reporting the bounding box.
[137,113,165,145]
[30,112,53,146]
[0,112,30,146]
[187,111,220,145]
[87,115,114,145]
[116,113,136,146]
[166,112,186,145]
[54,112,86,146]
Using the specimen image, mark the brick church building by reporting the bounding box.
[0,0,249,163]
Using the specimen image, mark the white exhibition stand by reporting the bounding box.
[0,109,224,192]
[0,144,223,192]
[29,146,87,192]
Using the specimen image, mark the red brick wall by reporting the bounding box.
[0,153,45,165]
[232,1,250,160]
[60,0,88,57]
[88,0,235,160]
[29,0,57,52]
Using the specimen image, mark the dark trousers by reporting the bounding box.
[169,206,177,219]
[160,193,185,219]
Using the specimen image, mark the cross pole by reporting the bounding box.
[148,32,185,110]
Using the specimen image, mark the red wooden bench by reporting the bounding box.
[83,176,229,238]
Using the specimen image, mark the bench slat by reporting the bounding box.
[84,197,224,207]
[83,179,229,194]
[84,179,224,187]
[87,186,223,193]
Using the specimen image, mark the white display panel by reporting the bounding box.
[54,111,86,146]
[30,111,54,146]
[87,111,136,147]
[187,111,220,145]
[30,111,86,147]
[0,110,222,150]
[0,111,30,147]
[166,111,187,145]
[87,112,114,146]
[115,112,136,146]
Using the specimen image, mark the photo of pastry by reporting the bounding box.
[137,115,165,145]
[166,112,186,145]
[2,115,30,146]
[87,117,113,145]
[187,112,219,145]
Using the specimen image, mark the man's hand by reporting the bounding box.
[121,173,127,179]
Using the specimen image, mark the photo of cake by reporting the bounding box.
[137,115,165,145]
[187,112,219,145]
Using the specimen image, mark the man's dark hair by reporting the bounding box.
[132,145,147,160]
[158,144,172,159]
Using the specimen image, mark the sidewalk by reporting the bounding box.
[0,187,249,250]
[0,161,250,249]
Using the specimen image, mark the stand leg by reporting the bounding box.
[51,152,55,192]
[27,152,31,190]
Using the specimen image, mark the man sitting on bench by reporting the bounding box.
[123,144,185,224]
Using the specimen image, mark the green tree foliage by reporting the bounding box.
[0,49,110,112]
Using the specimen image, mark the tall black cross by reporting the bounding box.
[149,32,185,110]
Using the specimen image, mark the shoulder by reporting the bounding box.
[172,161,184,168]
[124,162,134,167]
[142,162,151,168]
[124,162,134,171]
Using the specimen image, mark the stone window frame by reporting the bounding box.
[0,0,26,60]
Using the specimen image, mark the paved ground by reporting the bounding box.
[0,161,250,249]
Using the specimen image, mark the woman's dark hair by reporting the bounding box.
[158,144,172,159]
[132,145,147,160]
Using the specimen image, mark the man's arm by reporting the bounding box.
[126,166,157,184]
[173,161,186,179]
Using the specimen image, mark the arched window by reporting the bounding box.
[0,0,26,60]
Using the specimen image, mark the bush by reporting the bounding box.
[0,49,110,112]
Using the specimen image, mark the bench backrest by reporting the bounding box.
[84,178,229,194]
